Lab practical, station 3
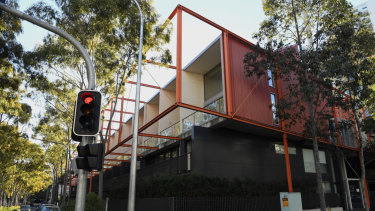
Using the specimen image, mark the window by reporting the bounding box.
[270,93,279,125]
[302,149,327,173]
[338,119,356,148]
[328,119,338,144]
[328,118,356,148]
[204,64,223,103]
[172,148,178,158]
[275,144,296,154]
[187,141,192,171]
[187,141,192,153]
[340,122,356,148]
[322,181,332,194]
[165,152,171,160]
[365,110,371,118]
[268,69,274,87]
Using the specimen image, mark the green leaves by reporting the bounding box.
[24,0,172,148]
[245,1,375,210]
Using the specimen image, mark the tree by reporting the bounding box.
[22,0,172,201]
[320,9,375,211]
[0,0,51,206]
[243,0,372,210]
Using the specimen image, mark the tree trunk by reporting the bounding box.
[305,73,326,211]
[309,100,326,211]
[290,0,327,206]
[59,155,63,205]
[67,147,72,202]
[0,174,4,207]
[353,110,370,211]
[62,148,68,205]
[51,168,58,204]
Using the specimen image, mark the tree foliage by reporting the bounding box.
[0,0,51,206]
[243,0,375,210]
[19,0,172,204]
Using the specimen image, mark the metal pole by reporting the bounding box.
[0,4,97,211]
[127,1,143,211]
[0,3,96,90]
[74,137,89,211]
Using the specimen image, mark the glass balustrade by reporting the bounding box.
[142,98,224,155]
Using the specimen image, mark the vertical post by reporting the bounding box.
[283,133,293,192]
[351,109,361,149]
[222,31,233,116]
[118,98,125,144]
[89,172,93,193]
[105,197,109,211]
[75,137,90,211]
[176,6,182,103]
[333,107,342,146]
[276,67,293,192]
[364,178,370,208]
[127,1,143,211]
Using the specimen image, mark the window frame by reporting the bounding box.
[267,69,275,87]
[302,148,327,174]
[270,93,279,125]
[203,63,223,106]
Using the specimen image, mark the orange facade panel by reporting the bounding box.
[228,36,276,126]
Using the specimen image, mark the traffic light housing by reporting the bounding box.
[73,90,102,136]
[76,143,104,171]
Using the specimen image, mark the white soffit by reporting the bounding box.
[183,36,221,74]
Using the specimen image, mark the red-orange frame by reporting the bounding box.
[99,6,369,206]
[104,4,361,156]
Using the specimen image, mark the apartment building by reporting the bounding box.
[83,5,374,210]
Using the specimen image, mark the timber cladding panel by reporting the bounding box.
[227,36,276,126]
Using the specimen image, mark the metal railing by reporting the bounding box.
[142,98,224,153]
[182,98,224,133]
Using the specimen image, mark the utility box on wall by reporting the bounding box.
[280,192,303,211]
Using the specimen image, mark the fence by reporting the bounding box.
[108,196,280,211]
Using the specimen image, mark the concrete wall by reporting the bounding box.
[158,89,179,133]
[143,103,159,135]
[181,71,204,120]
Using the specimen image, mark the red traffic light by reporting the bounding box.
[73,90,102,136]
[84,96,93,104]
[81,92,94,104]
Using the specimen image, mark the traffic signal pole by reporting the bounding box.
[0,3,96,211]
[75,137,89,211]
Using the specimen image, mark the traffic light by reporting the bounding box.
[71,105,82,142]
[76,143,104,171]
[73,90,102,136]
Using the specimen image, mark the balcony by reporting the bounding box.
[141,98,225,155]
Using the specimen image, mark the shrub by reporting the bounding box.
[61,200,75,211]
[61,193,103,211]
[85,193,103,211]
[0,206,20,211]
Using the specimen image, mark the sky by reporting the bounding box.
[17,0,368,51]
[15,0,368,140]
